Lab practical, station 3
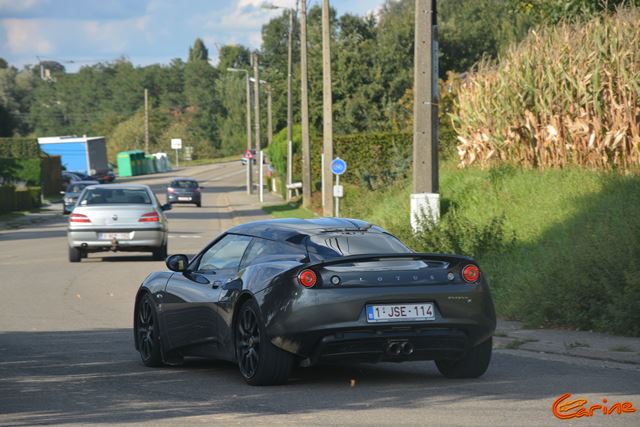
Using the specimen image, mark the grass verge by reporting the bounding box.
[263,201,317,219]
[336,161,640,336]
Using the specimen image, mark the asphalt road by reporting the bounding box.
[1,162,638,426]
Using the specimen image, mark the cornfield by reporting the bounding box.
[452,7,640,171]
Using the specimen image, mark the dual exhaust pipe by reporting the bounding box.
[386,341,414,356]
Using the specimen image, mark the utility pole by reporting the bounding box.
[227,68,252,194]
[321,0,334,217]
[286,7,295,201]
[144,88,149,153]
[411,0,439,231]
[300,0,311,208]
[253,52,262,200]
[267,84,273,148]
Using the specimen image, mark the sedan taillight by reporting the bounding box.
[139,212,160,222]
[69,213,91,223]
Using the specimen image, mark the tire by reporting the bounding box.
[69,246,81,263]
[196,201,201,208]
[235,299,293,386]
[435,337,492,379]
[152,242,167,261]
[135,293,163,367]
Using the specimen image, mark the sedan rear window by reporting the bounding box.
[79,188,151,205]
[308,232,411,259]
[172,180,198,188]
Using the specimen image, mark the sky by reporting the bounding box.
[0,0,385,72]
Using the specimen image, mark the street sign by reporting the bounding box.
[171,138,182,150]
[245,149,254,159]
[333,184,343,198]
[331,157,347,175]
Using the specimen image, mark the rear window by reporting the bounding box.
[308,232,411,259]
[79,188,151,205]
[172,180,198,188]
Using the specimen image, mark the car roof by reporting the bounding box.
[68,180,99,185]
[171,177,197,181]
[228,218,384,241]
[85,184,151,190]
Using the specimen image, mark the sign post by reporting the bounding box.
[171,138,182,169]
[244,149,254,194]
[330,157,347,218]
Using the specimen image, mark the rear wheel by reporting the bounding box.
[235,300,292,386]
[152,242,167,261]
[135,293,163,367]
[435,337,492,379]
[68,246,81,262]
[196,201,201,208]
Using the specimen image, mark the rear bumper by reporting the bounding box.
[167,194,201,203]
[258,281,496,362]
[67,228,166,251]
[306,327,469,365]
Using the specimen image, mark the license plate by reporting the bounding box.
[178,196,191,201]
[366,303,435,323]
[98,232,132,240]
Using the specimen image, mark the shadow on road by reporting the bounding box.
[1,329,639,425]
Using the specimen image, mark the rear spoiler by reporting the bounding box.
[307,253,474,269]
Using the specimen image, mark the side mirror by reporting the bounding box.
[161,203,172,211]
[166,254,188,272]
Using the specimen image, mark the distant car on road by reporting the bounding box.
[133,218,496,386]
[67,184,171,262]
[166,178,202,207]
[61,180,99,214]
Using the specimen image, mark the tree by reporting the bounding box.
[188,38,209,62]
[217,45,251,71]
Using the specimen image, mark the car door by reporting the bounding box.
[162,234,252,353]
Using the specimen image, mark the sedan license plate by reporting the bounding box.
[178,196,191,201]
[366,303,435,323]
[98,232,132,240]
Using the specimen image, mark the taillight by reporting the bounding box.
[69,213,91,223]
[167,187,175,193]
[462,264,480,283]
[297,269,317,288]
[139,212,160,222]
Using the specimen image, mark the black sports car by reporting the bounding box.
[134,218,496,386]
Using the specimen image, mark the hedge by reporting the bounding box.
[0,185,16,214]
[0,137,40,158]
[291,132,412,191]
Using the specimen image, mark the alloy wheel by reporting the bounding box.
[237,307,261,378]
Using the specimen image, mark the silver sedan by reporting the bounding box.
[67,184,171,262]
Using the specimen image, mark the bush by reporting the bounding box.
[453,6,640,171]
[28,187,42,208]
[0,158,42,186]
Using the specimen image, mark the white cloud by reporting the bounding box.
[2,18,53,54]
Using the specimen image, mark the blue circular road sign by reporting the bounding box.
[331,158,347,175]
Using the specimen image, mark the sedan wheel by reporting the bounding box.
[135,294,163,367]
[235,300,292,386]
